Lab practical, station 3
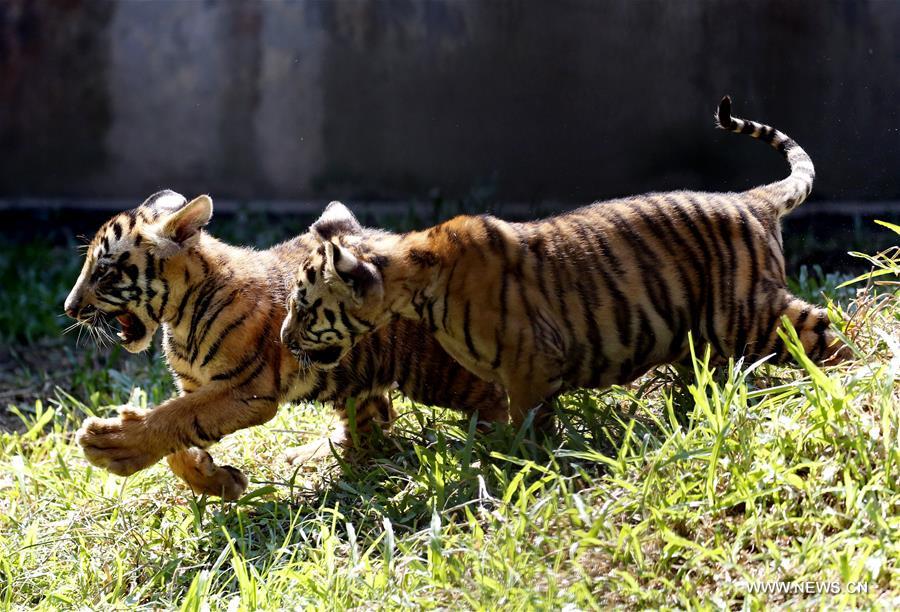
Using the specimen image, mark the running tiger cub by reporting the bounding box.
[281,96,850,427]
[65,191,507,499]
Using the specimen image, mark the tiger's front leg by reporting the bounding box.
[76,389,278,477]
[506,369,563,430]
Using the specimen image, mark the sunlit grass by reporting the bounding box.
[0,225,898,609]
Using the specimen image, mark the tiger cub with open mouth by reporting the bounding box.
[65,191,507,499]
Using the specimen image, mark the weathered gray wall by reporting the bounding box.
[1,0,898,204]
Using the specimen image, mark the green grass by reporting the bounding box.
[0,241,82,344]
[0,225,898,609]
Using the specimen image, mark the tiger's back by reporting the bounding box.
[435,187,800,394]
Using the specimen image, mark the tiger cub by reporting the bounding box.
[65,191,507,499]
[280,96,850,427]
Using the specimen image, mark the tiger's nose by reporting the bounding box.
[64,295,81,319]
[64,296,94,320]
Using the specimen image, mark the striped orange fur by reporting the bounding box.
[65,191,506,499]
[281,96,850,427]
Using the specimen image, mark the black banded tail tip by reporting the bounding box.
[717,95,733,128]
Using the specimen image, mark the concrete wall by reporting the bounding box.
[1,0,898,205]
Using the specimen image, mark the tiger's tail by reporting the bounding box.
[715,95,815,216]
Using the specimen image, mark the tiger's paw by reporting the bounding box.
[168,449,248,501]
[826,341,854,365]
[469,405,510,433]
[283,436,345,466]
[819,331,854,366]
[76,407,167,476]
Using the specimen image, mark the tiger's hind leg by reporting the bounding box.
[749,290,851,365]
[166,448,249,501]
[284,394,396,466]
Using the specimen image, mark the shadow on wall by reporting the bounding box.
[1,0,898,204]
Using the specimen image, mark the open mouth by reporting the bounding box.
[111,311,147,344]
[304,345,343,365]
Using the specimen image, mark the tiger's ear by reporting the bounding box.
[146,194,213,257]
[311,201,362,242]
[324,241,383,302]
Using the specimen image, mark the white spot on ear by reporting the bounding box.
[311,201,362,241]
[153,191,187,212]
[319,201,353,224]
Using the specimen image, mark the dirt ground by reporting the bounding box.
[0,339,74,431]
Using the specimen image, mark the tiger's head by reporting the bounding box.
[280,202,388,369]
[64,190,213,353]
